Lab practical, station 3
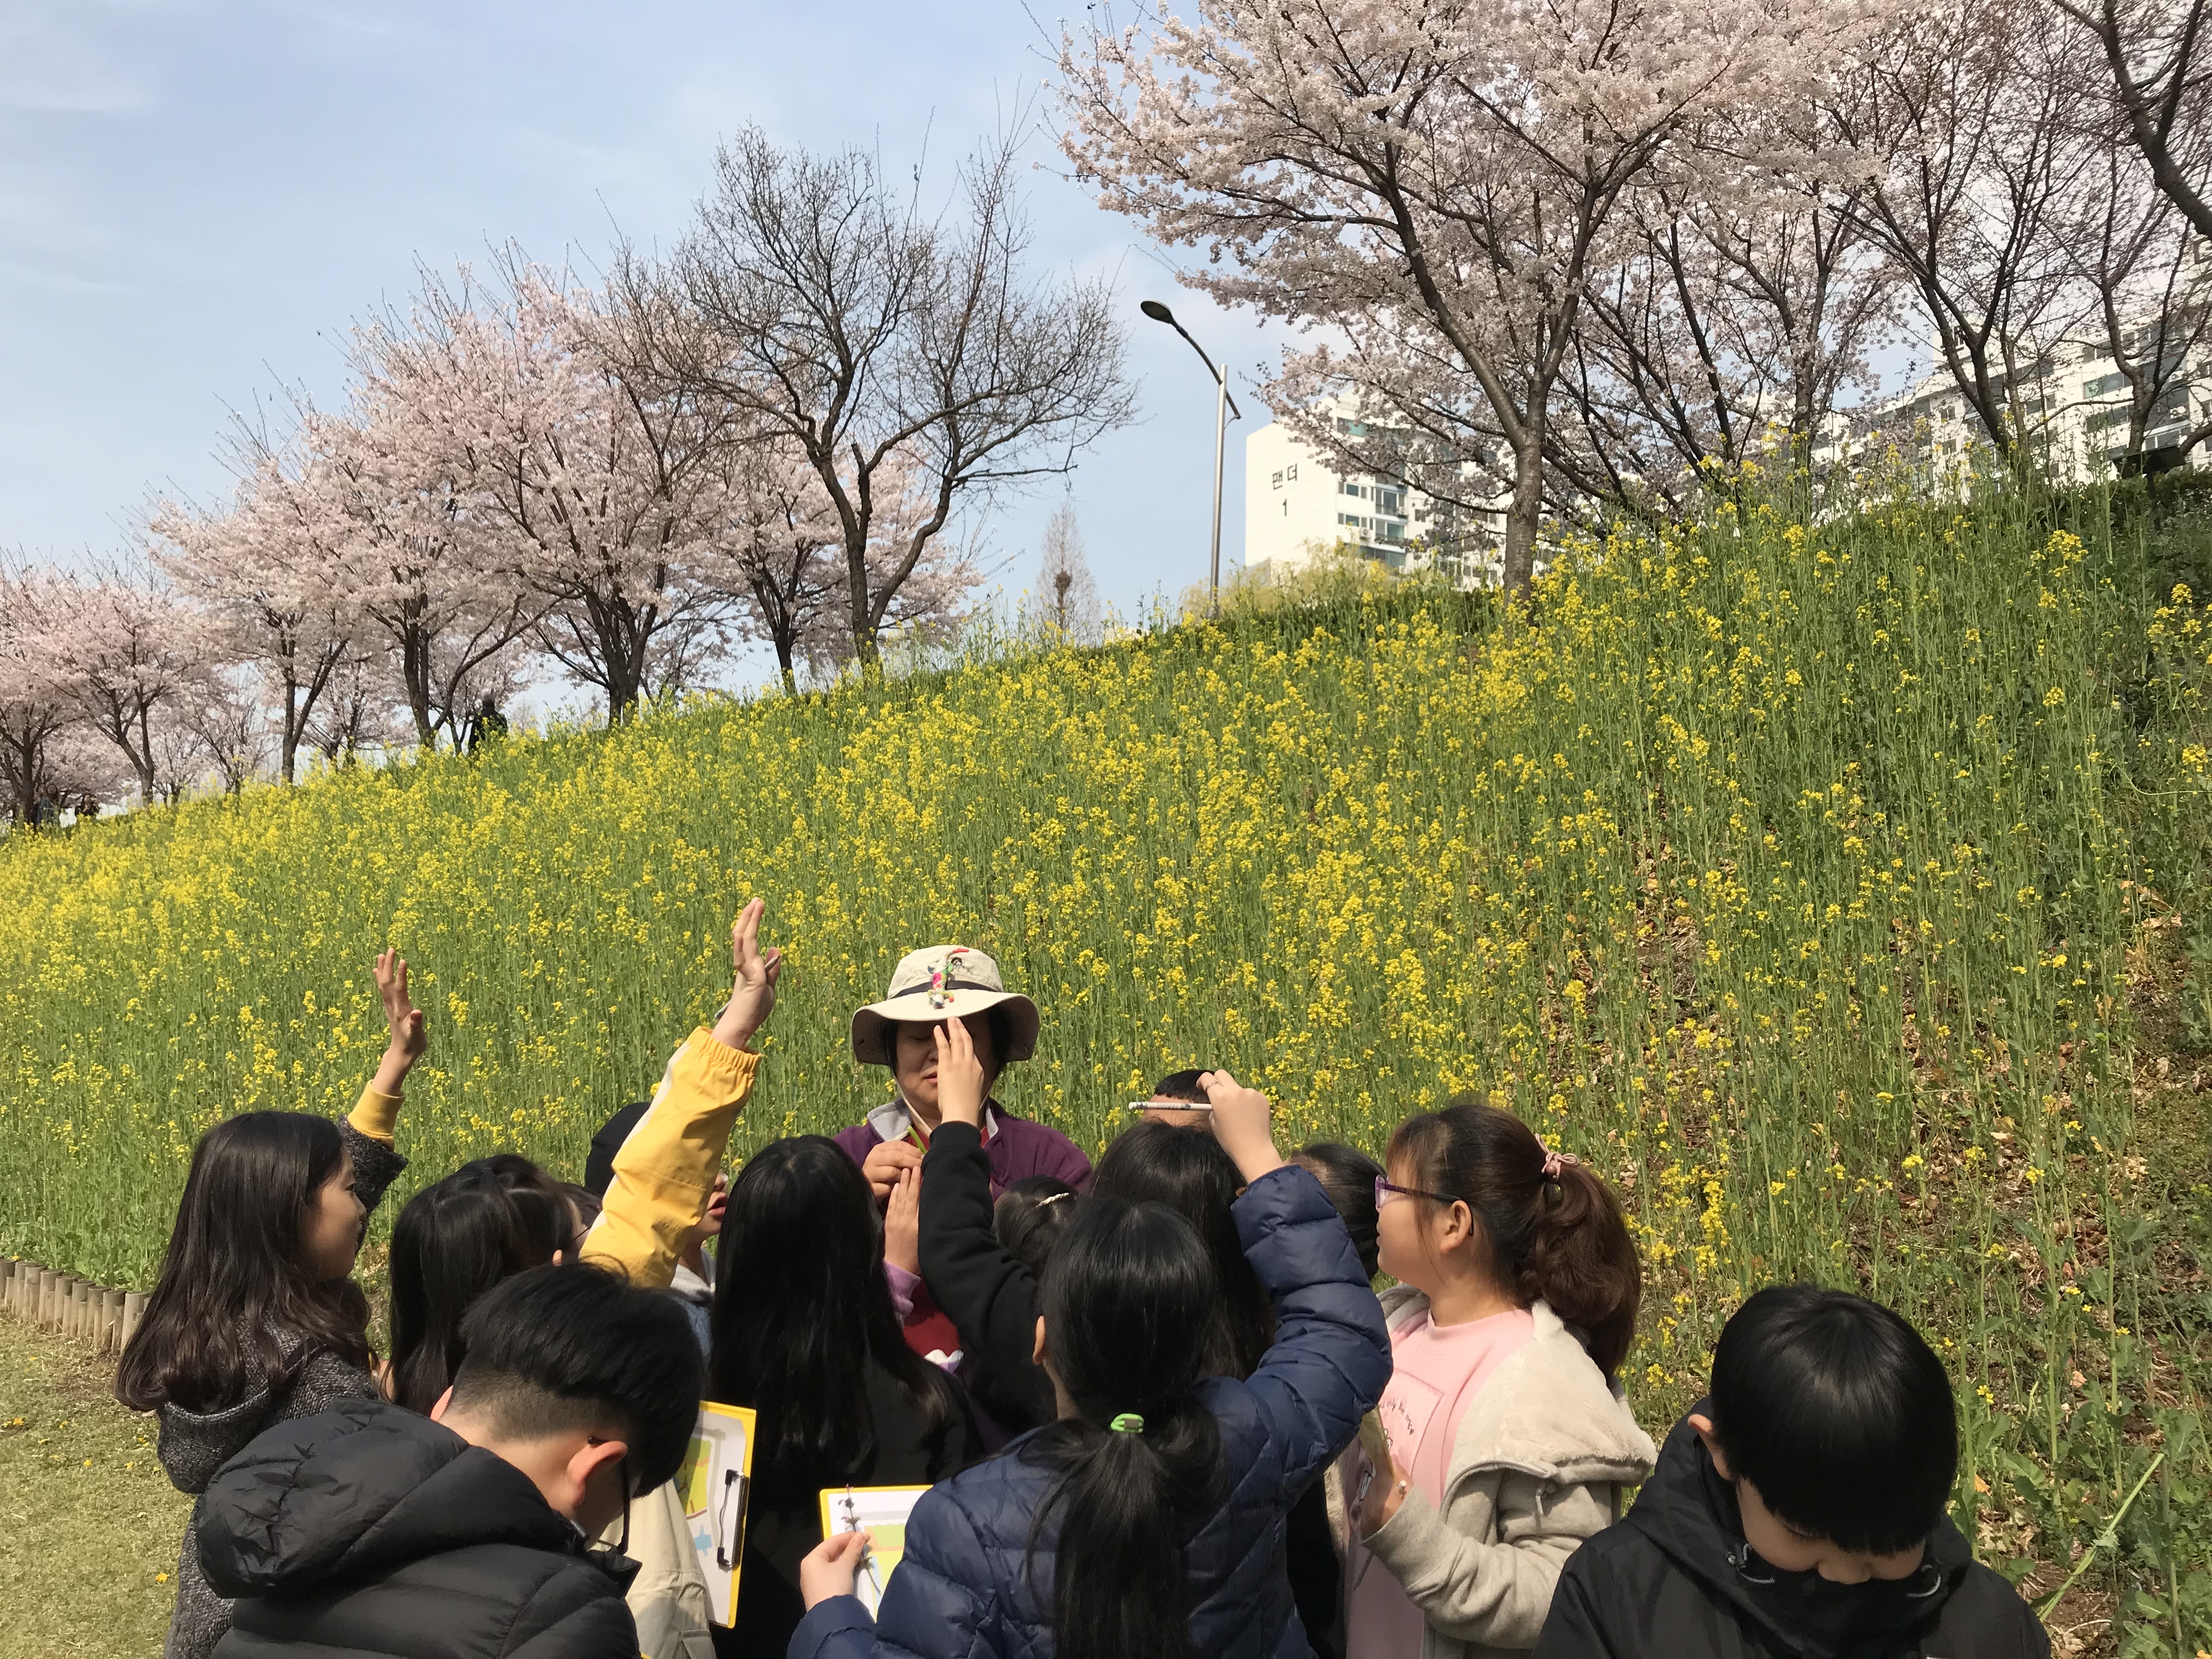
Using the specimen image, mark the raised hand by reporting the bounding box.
[712,898,783,1052]
[370,948,427,1097]
[1197,1066,1283,1183]
[933,1019,987,1128]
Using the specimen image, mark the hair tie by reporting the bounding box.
[1538,1142,1581,1182]
[1108,1413,1145,1434]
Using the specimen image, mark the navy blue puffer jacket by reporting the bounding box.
[789,1161,1392,1659]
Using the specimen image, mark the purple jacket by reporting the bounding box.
[832,1101,1093,1199]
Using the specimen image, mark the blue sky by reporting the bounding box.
[1,0,1281,643]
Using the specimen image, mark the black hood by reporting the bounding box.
[1626,1402,1973,1659]
[196,1397,613,1599]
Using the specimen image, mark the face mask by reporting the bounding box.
[1730,1542,1948,1658]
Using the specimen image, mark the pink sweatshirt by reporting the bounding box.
[1347,1306,1536,1659]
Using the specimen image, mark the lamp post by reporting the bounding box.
[1139,300,1242,614]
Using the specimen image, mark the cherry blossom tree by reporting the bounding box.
[173,667,273,796]
[149,431,356,786]
[0,562,99,828]
[364,261,732,722]
[26,566,208,808]
[619,126,1132,667]
[1057,0,1885,594]
[304,394,540,751]
[2058,135,2212,471]
[303,650,399,769]
[706,431,845,693]
[1826,0,2091,459]
[1559,173,1899,500]
[2048,0,2212,241]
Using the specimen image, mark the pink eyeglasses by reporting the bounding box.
[1375,1175,1457,1209]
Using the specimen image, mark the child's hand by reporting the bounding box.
[712,898,783,1052]
[884,1166,922,1274]
[933,1018,987,1127]
[799,1530,867,1610]
[1198,1068,1282,1183]
[1358,1449,1413,1538]
[370,949,426,1096]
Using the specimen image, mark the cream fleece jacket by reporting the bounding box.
[1345,1291,1657,1659]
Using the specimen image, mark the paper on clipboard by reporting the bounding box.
[820,1484,929,1617]
[677,1400,757,1627]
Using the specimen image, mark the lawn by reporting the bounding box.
[0,1317,194,1658]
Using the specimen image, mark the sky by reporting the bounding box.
[0,0,1289,653]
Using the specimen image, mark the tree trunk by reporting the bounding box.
[280,674,301,787]
[772,631,799,697]
[400,627,438,750]
[1502,429,1546,598]
[4,714,35,830]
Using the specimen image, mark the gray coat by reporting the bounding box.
[157,1119,405,1659]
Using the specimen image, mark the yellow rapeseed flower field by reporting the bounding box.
[3,473,2209,1623]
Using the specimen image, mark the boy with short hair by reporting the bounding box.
[196,1263,703,1659]
[1534,1285,2049,1659]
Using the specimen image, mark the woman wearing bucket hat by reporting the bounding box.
[835,944,1093,1204]
[837,946,1092,1359]
[838,946,1092,1359]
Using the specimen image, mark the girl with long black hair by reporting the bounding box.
[709,1135,979,1658]
[792,1069,1391,1659]
[383,1153,574,1415]
[118,950,425,1659]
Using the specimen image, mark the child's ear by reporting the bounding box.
[566,1437,629,1508]
[1688,1411,1733,1480]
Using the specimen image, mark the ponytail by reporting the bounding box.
[1389,1101,1641,1375]
[1027,1199,1226,1659]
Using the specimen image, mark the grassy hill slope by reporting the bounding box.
[3,475,2209,1647]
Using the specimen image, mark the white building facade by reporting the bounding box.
[1243,402,1510,589]
[1820,298,2209,482]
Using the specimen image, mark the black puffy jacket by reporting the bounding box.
[1533,1407,2049,1659]
[196,1398,641,1659]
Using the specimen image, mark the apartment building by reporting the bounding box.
[1821,306,2208,481]
[1243,401,1511,588]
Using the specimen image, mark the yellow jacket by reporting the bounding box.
[579,1028,761,1289]
[346,1026,760,1292]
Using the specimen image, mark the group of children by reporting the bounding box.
[112,909,2051,1659]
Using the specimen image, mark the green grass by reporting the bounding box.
[2,470,2211,1652]
[0,1317,194,1658]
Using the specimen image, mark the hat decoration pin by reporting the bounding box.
[927,948,969,1011]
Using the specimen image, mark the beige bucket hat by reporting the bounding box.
[850,944,1041,1067]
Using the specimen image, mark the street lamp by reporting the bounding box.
[1139,300,1242,614]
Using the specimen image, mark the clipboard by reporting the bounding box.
[677,1400,757,1628]
[820,1483,930,1616]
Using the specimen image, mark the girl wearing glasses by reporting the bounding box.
[1345,1103,1654,1659]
